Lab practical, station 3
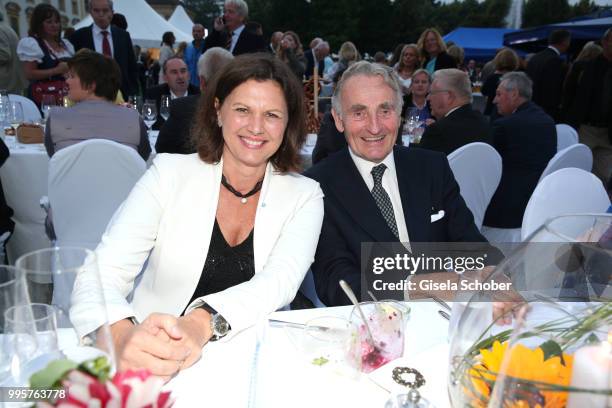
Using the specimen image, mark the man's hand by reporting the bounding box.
[110,314,192,382]
[213,16,225,32]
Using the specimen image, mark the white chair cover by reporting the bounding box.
[48,139,146,249]
[555,124,578,151]
[298,269,325,308]
[481,226,522,245]
[538,143,592,183]
[9,94,42,123]
[448,142,502,230]
[521,168,610,241]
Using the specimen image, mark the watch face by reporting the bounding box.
[213,314,230,336]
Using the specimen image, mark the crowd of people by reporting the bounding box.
[0,0,610,381]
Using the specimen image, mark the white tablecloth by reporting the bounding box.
[168,302,450,408]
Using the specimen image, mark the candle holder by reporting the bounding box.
[447,214,612,407]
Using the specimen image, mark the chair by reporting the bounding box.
[521,168,610,241]
[538,143,592,183]
[447,143,502,230]
[555,124,578,151]
[9,94,42,123]
[297,269,325,308]
[47,139,146,249]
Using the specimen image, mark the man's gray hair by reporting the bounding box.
[332,61,403,117]
[225,0,248,17]
[499,71,533,101]
[432,69,473,103]
[90,0,113,11]
[198,47,234,81]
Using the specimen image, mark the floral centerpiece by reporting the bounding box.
[449,214,612,408]
[30,356,174,407]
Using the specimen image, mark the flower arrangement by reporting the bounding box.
[30,356,174,408]
[450,302,612,408]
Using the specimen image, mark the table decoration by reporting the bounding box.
[448,214,611,408]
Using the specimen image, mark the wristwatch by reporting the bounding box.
[198,303,230,341]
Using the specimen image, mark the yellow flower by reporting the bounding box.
[467,341,573,408]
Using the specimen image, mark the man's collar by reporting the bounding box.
[547,45,561,56]
[444,104,465,118]
[170,89,188,99]
[348,147,396,182]
[231,24,245,36]
[92,24,111,34]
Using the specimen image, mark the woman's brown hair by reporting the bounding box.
[29,4,61,41]
[68,49,121,101]
[192,53,307,173]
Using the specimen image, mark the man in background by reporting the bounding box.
[184,24,206,88]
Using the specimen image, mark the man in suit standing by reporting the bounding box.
[156,48,233,154]
[304,61,488,306]
[526,29,571,122]
[204,0,265,56]
[268,31,283,54]
[144,57,199,130]
[419,69,491,155]
[304,40,330,80]
[69,0,138,99]
[483,72,556,229]
[567,28,612,185]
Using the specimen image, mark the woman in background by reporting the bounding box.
[158,31,175,84]
[324,41,360,86]
[44,50,150,160]
[276,30,306,79]
[481,47,519,119]
[394,44,421,94]
[417,28,455,74]
[17,3,74,104]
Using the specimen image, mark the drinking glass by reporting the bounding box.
[15,247,116,370]
[160,95,170,121]
[3,303,60,386]
[348,301,405,373]
[0,91,10,133]
[40,94,56,120]
[128,95,143,113]
[142,100,157,135]
[8,101,23,131]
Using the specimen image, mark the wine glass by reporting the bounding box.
[128,95,143,113]
[142,99,157,135]
[160,95,171,121]
[41,94,56,120]
[0,91,10,133]
[3,303,60,386]
[8,101,23,131]
[15,247,116,370]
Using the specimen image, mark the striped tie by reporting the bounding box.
[370,164,399,239]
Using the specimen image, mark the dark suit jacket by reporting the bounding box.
[204,28,266,55]
[304,49,325,79]
[144,83,200,130]
[425,51,456,71]
[483,102,557,228]
[526,47,566,122]
[304,146,487,306]
[419,104,491,155]
[156,95,199,154]
[69,25,138,99]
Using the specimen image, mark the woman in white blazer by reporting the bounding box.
[71,54,324,379]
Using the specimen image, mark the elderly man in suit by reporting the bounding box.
[156,48,234,154]
[419,68,491,155]
[483,72,556,230]
[144,57,200,130]
[204,0,265,56]
[305,40,330,79]
[304,61,488,306]
[526,29,571,122]
[69,0,138,98]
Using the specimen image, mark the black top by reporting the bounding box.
[481,72,502,118]
[187,219,255,305]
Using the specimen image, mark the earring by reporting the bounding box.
[217,118,222,127]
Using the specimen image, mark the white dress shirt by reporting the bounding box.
[229,24,245,53]
[170,90,188,99]
[92,24,114,57]
[349,148,410,243]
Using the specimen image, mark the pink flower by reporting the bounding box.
[53,369,173,408]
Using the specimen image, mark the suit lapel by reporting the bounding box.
[110,26,120,59]
[85,25,95,50]
[327,150,396,242]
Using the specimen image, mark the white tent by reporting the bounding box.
[73,0,192,48]
[169,5,206,39]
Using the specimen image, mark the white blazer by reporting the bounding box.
[71,154,324,339]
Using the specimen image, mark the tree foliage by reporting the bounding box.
[182,0,221,30]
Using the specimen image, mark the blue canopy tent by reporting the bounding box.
[443,27,519,62]
[503,17,612,53]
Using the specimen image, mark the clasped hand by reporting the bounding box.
[112,310,211,382]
